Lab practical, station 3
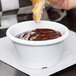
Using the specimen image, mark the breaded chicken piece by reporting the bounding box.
[32,0,51,24]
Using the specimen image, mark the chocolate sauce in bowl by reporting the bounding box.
[16,29,62,41]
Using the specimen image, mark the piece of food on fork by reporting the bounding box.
[32,0,52,24]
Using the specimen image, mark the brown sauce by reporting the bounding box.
[16,29,62,41]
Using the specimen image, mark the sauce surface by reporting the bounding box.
[16,29,62,41]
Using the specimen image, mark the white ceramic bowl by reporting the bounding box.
[6,20,69,69]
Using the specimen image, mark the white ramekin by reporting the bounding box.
[6,20,69,69]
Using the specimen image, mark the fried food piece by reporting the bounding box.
[32,0,52,24]
[32,0,47,24]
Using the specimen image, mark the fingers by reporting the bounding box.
[45,0,65,9]
[45,1,50,6]
[51,0,65,9]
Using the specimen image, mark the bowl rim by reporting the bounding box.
[6,20,69,46]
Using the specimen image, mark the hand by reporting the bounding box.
[46,0,70,10]
[51,0,65,9]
